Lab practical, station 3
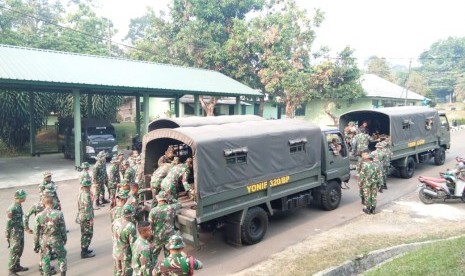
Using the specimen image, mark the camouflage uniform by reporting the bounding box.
[24,202,45,233]
[150,163,174,198]
[6,190,27,275]
[359,156,379,214]
[124,164,136,184]
[34,207,67,275]
[351,131,370,157]
[78,181,94,254]
[108,158,121,207]
[158,154,173,167]
[372,146,387,190]
[160,163,192,203]
[79,162,92,184]
[112,205,137,276]
[39,172,61,210]
[125,192,140,223]
[153,234,202,276]
[148,192,182,261]
[92,158,108,205]
[111,190,130,224]
[131,236,154,276]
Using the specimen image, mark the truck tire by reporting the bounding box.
[399,157,415,179]
[320,181,341,211]
[241,207,268,245]
[434,147,446,165]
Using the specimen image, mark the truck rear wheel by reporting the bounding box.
[399,157,415,179]
[434,147,445,165]
[241,207,268,245]
[320,181,341,211]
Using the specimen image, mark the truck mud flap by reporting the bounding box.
[176,214,200,250]
[224,210,245,247]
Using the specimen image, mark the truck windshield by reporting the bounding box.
[87,127,115,137]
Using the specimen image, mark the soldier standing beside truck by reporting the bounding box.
[359,152,380,214]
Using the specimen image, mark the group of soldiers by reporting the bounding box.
[6,171,67,276]
[6,148,202,276]
[345,121,393,215]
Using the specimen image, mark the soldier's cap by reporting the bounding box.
[110,157,119,163]
[122,204,134,215]
[168,234,185,249]
[81,162,90,168]
[117,151,124,156]
[81,180,92,187]
[156,191,168,201]
[15,189,27,199]
[97,151,107,157]
[43,171,52,178]
[122,160,130,166]
[368,153,375,159]
[375,142,384,148]
[116,189,129,199]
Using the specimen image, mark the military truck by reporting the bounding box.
[132,115,264,152]
[141,119,350,247]
[57,118,118,161]
[339,106,451,178]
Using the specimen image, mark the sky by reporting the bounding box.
[96,0,465,68]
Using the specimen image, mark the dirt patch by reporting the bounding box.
[233,195,465,276]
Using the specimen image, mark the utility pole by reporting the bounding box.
[404,59,412,106]
[107,19,112,57]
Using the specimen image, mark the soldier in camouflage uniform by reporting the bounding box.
[111,189,130,224]
[77,180,96,259]
[359,153,380,214]
[351,127,370,157]
[108,157,121,209]
[150,157,180,203]
[34,196,67,276]
[125,182,141,223]
[158,146,175,167]
[131,221,154,276]
[23,196,58,275]
[161,158,194,203]
[39,171,61,210]
[148,191,182,261]
[6,189,28,276]
[79,162,91,184]
[123,160,136,184]
[372,143,388,192]
[112,204,137,276]
[134,156,145,187]
[92,152,109,207]
[153,234,203,276]
[380,138,393,190]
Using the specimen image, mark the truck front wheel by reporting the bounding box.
[399,157,415,179]
[434,147,446,165]
[241,207,268,245]
[320,181,341,211]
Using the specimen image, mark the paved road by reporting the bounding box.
[0,132,463,275]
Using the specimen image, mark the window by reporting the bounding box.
[289,138,307,154]
[184,104,195,115]
[402,119,412,130]
[224,147,248,165]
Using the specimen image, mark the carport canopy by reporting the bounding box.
[0,44,262,167]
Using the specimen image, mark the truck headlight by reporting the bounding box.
[86,146,95,154]
[112,145,118,152]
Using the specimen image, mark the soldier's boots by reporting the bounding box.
[382,184,388,190]
[95,199,105,207]
[12,265,29,272]
[81,247,96,258]
[61,272,66,276]
[371,206,376,214]
[8,271,18,276]
[39,265,57,275]
[362,207,370,214]
[360,196,365,205]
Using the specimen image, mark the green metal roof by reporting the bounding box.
[0,44,262,97]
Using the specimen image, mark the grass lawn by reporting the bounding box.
[365,236,465,276]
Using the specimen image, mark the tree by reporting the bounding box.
[365,56,394,81]
[307,47,364,125]
[419,37,465,102]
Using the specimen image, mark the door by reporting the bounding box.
[439,113,451,149]
[324,131,350,182]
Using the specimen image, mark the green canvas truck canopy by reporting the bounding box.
[147,115,264,131]
[142,119,322,198]
[339,106,440,146]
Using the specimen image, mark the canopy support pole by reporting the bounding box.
[136,95,141,138]
[235,96,241,115]
[29,93,36,156]
[73,89,82,168]
[143,93,149,135]
[194,95,200,116]
[175,97,180,118]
